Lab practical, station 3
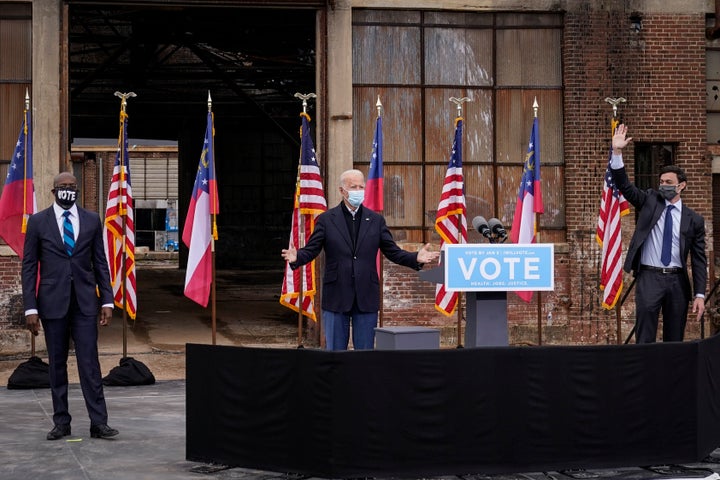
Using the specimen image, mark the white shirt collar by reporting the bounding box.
[53,202,79,219]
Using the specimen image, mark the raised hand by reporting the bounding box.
[612,123,633,152]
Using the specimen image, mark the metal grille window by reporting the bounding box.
[0,3,31,178]
[634,143,676,192]
[352,10,564,244]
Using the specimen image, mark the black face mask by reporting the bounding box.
[658,185,678,201]
[54,188,77,209]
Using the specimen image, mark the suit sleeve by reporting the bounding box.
[21,214,40,312]
[611,166,647,209]
[91,214,114,305]
[291,213,327,269]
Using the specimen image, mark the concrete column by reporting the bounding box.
[325,0,353,206]
[32,0,61,206]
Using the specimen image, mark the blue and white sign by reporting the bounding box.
[443,243,554,292]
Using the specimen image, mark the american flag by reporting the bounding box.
[510,116,543,303]
[280,112,327,320]
[597,119,629,310]
[104,108,137,319]
[434,118,467,316]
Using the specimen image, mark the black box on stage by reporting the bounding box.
[374,326,440,350]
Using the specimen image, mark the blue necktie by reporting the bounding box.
[661,205,674,266]
[63,211,75,256]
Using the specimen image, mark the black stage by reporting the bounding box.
[186,335,720,478]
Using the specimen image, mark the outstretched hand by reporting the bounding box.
[281,243,297,263]
[612,123,633,152]
[417,243,440,264]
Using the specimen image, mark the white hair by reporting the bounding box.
[339,169,365,188]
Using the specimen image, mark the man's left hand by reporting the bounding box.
[417,243,440,264]
[692,297,706,322]
[100,306,113,326]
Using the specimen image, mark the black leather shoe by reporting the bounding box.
[90,424,119,439]
[47,424,71,440]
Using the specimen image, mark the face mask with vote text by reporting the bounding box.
[55,188,78,209]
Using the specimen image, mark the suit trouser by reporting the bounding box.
[41,290,108,426]
[635,269,689,343]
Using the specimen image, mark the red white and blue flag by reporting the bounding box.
[183,111,219,307]
[364,115,383,212]
[280,113,326,320]
[104,108,137,319]
[364,113,384,275]
[597,118,629,310]
[510,116,544,303]
[434,118,467,316]
[0,105,36,258]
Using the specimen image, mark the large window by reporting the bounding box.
[634,142,676,191]
[352,10,564,244]
[0,3,31,170]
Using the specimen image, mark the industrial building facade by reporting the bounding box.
[0,0,717,352]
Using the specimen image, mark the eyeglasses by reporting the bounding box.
[55,183,78,190]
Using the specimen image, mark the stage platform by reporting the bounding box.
[187,334,720,478]
[4,341,720,479]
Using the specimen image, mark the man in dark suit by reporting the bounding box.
[610,124,706,343]
[22,172,119,440]
[281,169,439,350]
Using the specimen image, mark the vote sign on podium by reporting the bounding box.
[443,243,554,292]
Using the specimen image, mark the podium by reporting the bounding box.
[420,243,554,347]
[419,263,508,347]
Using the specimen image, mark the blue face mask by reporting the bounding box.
[346,190,364,208]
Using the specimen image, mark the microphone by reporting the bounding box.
[472,216,491,238]
[488,218,508,240]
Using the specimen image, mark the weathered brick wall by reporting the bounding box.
[0,255,28,354]
[0,4,713,350]
[380,7,711,346]
[564,10,709,344]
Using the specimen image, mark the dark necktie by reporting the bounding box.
[661,205,674,266]
[63,210,75,256]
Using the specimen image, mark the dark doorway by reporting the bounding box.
[68,4,317,267]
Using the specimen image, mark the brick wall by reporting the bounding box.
[380,9,711,346]
[0,255,27,354]
[0,5,713,349]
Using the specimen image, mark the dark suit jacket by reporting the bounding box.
[611,167,707,302]
[22,205,114,319]
[292,203,421,313]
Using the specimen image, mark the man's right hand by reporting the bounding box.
[26,314,40,336]
[612,123,633,152]
[281,243,297,263]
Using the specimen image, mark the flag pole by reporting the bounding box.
[24,89,35,357]
[449,96,470,347]
[208,91,217,346]
[113,91,136,358]
[532,98,544,346]
[376,96,386,328]
[605,96,627,344]
[293,92,316,348]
